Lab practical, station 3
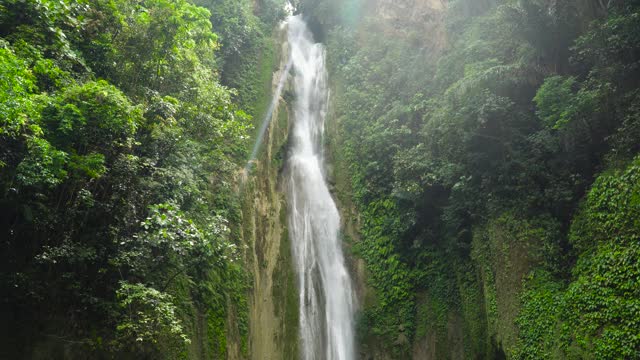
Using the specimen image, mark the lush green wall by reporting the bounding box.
[0,0,284,358]
[318,0,640,358]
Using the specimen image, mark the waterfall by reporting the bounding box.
[286,15,356,360]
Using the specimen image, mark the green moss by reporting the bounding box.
[271,200,299,359]
[272,108,290,168]
[253,37,278,123]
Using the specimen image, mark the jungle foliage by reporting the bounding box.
[307,0,640,357]
[0,0,283,358]
[3,0,640,358]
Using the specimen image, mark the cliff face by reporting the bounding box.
[369,0,447,50]
[238,25,299,360]
[374,0,444,26]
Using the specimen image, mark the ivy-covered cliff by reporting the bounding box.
[304,0,640,358]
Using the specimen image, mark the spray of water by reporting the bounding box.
[243,3,295,179]
[243,58,292,178]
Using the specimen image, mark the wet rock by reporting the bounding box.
[394,332,409,346]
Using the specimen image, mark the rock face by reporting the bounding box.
[239,25,299,360]
[375,0,444,22]
[370,0,446,50]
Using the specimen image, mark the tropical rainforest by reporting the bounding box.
[1,0,639,359]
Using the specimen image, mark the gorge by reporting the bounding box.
[1,0,639,359]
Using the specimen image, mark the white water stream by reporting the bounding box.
[286,15,356,360]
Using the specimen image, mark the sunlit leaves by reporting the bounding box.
[115,281,190,346]
[534,76,578,129]
[133,203,232,272]
[0,44,38,137]
[534,75,609,130]
[68,152,106,179]
[0,0,88,68]
[88,0,219,98]
[43,80,140,155]
[16,136,67,188]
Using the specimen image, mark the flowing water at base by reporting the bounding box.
[286,15,356,360]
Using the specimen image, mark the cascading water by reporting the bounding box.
[286,15,356,360]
